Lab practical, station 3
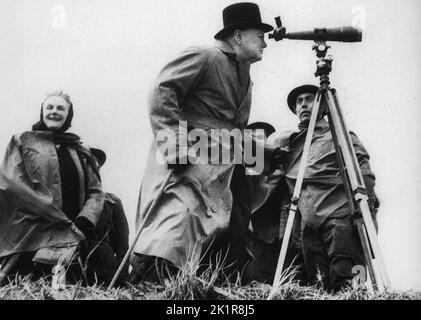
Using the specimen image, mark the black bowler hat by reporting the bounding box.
[214,2,273,40]
[90,148,107,168]
[287,84,319,113]
[246,121,276,137]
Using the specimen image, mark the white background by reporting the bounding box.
[0,0,420,291]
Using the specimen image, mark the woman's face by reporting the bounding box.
[42,96,70,130]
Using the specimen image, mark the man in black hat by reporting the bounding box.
[261,84,380,291]
[88,148,130,286]
[211,121,278,282]
[131,3,277,283]
[240,121,288,284]
[246,121,276,141]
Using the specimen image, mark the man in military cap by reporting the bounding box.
[88,148,129,286]
[269,84,380,291]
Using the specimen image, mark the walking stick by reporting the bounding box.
[107,168,174,290]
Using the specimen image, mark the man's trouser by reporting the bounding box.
[244,218,306,285]
[88,242,129,286]
[301,215,363,292]
[129,253,179,284]
[200,164,252,283]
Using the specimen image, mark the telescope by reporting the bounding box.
[269,17,362,42]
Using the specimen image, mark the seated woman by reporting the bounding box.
[0,91,104,282]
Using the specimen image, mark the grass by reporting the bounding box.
[1,275,420,300]
[1,258,420,300]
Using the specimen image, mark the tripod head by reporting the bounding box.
[313,41,333,89]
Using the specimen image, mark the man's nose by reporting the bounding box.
[262,40,267,48]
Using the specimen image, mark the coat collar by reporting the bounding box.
[215,40,237,61]
[289,118,329,145]
[298,118,329,132]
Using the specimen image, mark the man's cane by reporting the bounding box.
[107,168,174,290]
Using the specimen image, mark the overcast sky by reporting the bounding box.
[0,0,420,291]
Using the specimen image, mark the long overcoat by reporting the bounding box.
[0,131,104,258]
[134,41,254,267]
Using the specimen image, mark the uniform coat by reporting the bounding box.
[245,119,379,287]
[281,119,376,228]
[89,192,129,284]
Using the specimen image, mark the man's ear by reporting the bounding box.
[233,29,244,45]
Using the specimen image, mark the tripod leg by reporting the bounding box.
[324,89,390,291]
[355,218,381,291]
[325,94,379,291]
[324,92,379,290]
[357,198,391,289]
[330,90,390,289]
[269,89,323,299]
